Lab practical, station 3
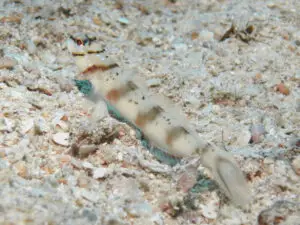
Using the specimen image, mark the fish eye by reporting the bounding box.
[70,35,86,46]
[76,39,84,46]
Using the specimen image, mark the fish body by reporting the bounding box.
[67,34,251,206]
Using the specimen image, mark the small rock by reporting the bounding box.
[93,167,109,179]
[200,202,218,219]
[26,40,37,54]
[52,132,69,146]
[14,161,28,178]
[250,124,265,144]
[82,161,94,170]
[103,216,125,225]
[172,42,188,51]
[91,101,108,121]
[20,118,34,134]
[3,131,19,146]
[234,59,241,65]
[126,202,153,217]
[258,201,300,225]
[293,31,300,44]
[199,30,214,41]
[81,190,99,203]
[77,175,90,188]
[0,14,23,23]
[28,188,46,197]
[82,208,98,222]
[236,129,252,146]
[34,117,49,134]
[151,214,164,225]
[40,51,56,65]
[59,155,72,164]
[0,159,10,169]
[93,16,103,26]
[244,86,263,96]
[0,57,17,69]
[76,144,98,158]
[191,31,199,40]
[296,99,300,112]
[152,37,163,46]
[291,155,300,176]
[52,111,67,127]
[146,78,161,87]
[177,166,198,192]
[118,17,129,25]
[0,118,13,132]
[56,120,69,131]
[275,82,290,95]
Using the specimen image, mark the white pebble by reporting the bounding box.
[0,57,17,69]
[200,202,218,219]
[35,117,49,133]
[91,101,108,121]
[26,40,37,54]
[51,111,66,127]
[20,118,34,134]
[126,202,153,217]
[293,31,300,42]
[292,156,300,176]
[56,120,69,131]
[52,132,69,146]
[172,42,188,51]
[118,17,129,25]
[93,167,108,179]
[0,118,13,132]
[117,152,123,161]
[236,129,251,146]
[250,124,265,143]
[199,30,214,41]
[40,51,56,64]
[81,190,99,203]
[82,161,94,170]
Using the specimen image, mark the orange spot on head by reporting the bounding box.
[106,89,121,102]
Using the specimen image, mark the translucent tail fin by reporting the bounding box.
[200,143,251,206]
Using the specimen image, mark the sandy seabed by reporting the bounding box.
[0,0,299,224]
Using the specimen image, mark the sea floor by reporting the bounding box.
[0,0,299,224]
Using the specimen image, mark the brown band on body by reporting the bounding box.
[106,81,138,103]
[106,89,121,102]
[135,106,164,128]
[82,63,119,75]
[166,126,189,146]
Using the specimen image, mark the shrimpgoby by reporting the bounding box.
[67,34,251,206]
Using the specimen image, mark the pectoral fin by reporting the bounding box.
[200,144,251,206]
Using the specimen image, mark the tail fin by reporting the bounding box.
[200,143,251,206]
